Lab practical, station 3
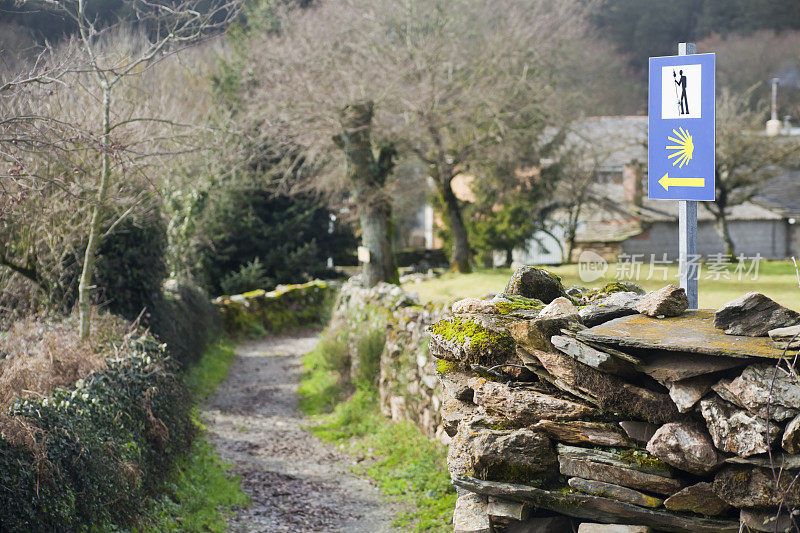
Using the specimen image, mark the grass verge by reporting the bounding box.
[299,334,456,532]
[184,339,239,399]
[136,338,249,532]
[137,435,249,532]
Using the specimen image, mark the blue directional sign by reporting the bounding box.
[648,53,715,201]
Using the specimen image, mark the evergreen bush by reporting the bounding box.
[0,335,192,532]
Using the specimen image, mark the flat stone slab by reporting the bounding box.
[558,456,682,496]
[568,477,664,508]
[453,476,740,533]
[557,444,673,477]
[533,420,635,448]
[636,353,746,384]
[724,453,800,470]
[576,310,785,359]
[663,482,730,516]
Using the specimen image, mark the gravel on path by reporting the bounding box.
[202,330,399,533]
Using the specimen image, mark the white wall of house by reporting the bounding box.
[506,226,567,266]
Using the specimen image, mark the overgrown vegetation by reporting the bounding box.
[0,334,194,532]
[298,313,456,531]
[0,275,233,532]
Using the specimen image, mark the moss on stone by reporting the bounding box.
[489,421,516,431]
[618,448,672,475]
[435,359,459,374]
[242,289,266,299]
[429,317,514,358]
[586,281,645,302]
[493,296,545,316]
[484,462,545,485]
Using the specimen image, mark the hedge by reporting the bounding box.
[0,335,193,532]
[0,278,333,531]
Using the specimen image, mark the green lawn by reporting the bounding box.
[403,260,800,310]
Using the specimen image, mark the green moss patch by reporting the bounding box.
[586,281,645,302]
[617,448,672,475]
[493,295,546,316]
[429,317,514,363]
[435,359,460,374]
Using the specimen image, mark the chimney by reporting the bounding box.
[766,78,782,136]
[623,161,643,207]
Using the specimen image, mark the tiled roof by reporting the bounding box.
[564,116,648,170]
[753,171,800,218]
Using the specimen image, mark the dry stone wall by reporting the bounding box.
[328,280,450,439]
[430,266,800,533]
[213,280,336,334]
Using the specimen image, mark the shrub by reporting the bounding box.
[148,278,221,368]
[95,213,169,321]
[220,257,271,296]
[0,335,193,532]
[187,185,356,295]
[0,313,120,410]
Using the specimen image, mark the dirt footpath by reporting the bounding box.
[201,330,398,532]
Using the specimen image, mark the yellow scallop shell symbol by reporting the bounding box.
[666,127,694,169]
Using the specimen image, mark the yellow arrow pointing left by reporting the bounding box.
[659,173,705,191]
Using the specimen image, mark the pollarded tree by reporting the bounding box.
[236,2,400,286]
[383,0,611,272]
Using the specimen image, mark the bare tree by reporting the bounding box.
[238,2,404,286]
[27,0,238,338]
[1,2,238,337]
[382,0,598,273]
[239,0,602,277]
[706,88,800,256]
[698,30,800,116]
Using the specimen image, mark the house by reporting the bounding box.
[515,116,799,265]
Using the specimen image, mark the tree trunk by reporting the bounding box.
[336,102,398,287]
[504,248,513,267]
[714,212,736,257]
[434,175,471,273]
[710,177,735,257]
[78,82,112,340]
[565,205,581,264]
[360,201,396,287]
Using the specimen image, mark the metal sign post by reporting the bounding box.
[678,43,698,309]
[648,42,715,309]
